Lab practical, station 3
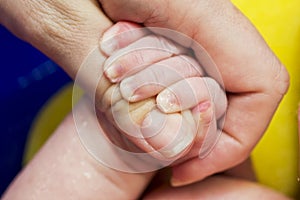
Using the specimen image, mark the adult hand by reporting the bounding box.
[0,1,153,198]
[143,158,290,199]
[0,0,289,189]
[0,0,226,194]
[2,100,289,199]
[0,0,291,198]
[98,22,228,163]
[0,0,110,79]
[0,0,223,188]
[144,175,290,200]
[98,0,290,185]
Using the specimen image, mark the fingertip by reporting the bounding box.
[170,158,206,188]
[156,89,181,113]
[141,109,166,138]
[170,177,191,187]
[100,23,120,56]
[192,101,211,114]
[141,110,195,160]
[120,76,138,101]
[104,64,122,83]
[99,84,122,112]
[170,167,198,187]
[100,21,147,56]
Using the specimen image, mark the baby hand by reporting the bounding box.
[99,21,227,185]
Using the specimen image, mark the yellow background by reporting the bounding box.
[24,1,300,198]
[232,0,300,197]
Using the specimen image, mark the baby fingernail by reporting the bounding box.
[142,110,195,159]
[141,110,166,138]
[192,101,214,127]
[141,111,194,159]
[159,140,190,159]
[120,77,138,101]
[193,101,211,113]
[157,90,180,113]
[100,26,119,55]
[159,133,193,159]
[105,64,122,83]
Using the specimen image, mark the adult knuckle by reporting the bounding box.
[273,62,290,96]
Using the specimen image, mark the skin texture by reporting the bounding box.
[0,0,110,78]
[2,98,154,200]
[143,175,291,200]
[99,22,227,163]
[98,0,290,185]
[1,98,291,200]
[0,0,291,199]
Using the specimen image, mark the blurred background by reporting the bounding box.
[0,0,299,198]
[0,25,70,195]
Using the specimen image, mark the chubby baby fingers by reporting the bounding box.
[156,77,227,119]
[102,34,187,83]
[119,55,204,102]
[104,95,198,161]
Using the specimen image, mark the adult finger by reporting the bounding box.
[170,131,248,186]
[143,175,290,200]
[171,103,219,165]
[98,0,289,181]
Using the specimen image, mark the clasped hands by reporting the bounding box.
[80,21,227,186]
[0,0,290,199]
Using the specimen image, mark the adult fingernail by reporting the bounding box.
[170,177,191,187]
[100,26,119,55]
[170,177,181,187]
[156,89,180,113]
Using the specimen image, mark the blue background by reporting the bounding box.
[0,25,70,195]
